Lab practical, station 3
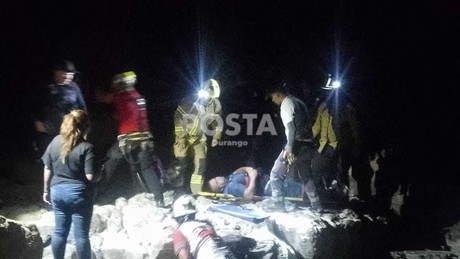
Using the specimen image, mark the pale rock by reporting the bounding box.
[90,234,103,250]
[106,208,123,233]
[93,204,116,221]
[115,197,128,209]
[445,221,460,253]
[89,213,106,234]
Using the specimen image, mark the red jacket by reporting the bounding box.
[112,90,150,135]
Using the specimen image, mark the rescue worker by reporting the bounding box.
[98,71,164,206]
[311,98,339,194]
[172,79,223,194]
[172,195,236,259]
[311,81,362,203]
[31,60,87,158]
[265,86,322,212]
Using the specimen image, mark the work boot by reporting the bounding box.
[306,192,323,213]
[310,201,324,213]
[262,197,287,212]
[302,192,311,207]
[156,199,165,208]
[155,192,166,208]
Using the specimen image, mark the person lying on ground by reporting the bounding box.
[172,195,236,259]
[206,167,303,200]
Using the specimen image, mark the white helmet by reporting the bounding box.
[173,195,197,218]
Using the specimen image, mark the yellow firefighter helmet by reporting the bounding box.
[113,71,137,85]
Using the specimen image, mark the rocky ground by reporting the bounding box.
[1,156,460,259]
[0,158,48,223]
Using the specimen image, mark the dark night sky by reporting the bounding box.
[1,0,458,181]
[0,1,460,250]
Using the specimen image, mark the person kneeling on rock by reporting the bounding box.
[172,195,236,259]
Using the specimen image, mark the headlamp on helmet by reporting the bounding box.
[198,79,220,99]
[198,89,210,99]
[322,74,341,90]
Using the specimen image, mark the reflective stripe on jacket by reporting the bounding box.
[174,98,222,145]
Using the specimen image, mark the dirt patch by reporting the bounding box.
[0,157,49,224]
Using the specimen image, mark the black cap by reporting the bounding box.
[54,60,79,73]
[264,83,288,100]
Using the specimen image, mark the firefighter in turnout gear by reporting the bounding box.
[311,100,339,193]
[172,79,223,194]
[311,80,362,203]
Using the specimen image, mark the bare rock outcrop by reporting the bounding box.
[445,221,460,254]
[0,215,43,259]
[3,191,397,259]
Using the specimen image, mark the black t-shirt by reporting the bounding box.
[42,135,95,187]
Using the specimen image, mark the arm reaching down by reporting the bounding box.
[235,167,258,200]
[43,166,52,204]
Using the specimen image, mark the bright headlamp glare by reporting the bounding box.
[322,74,341,90]
[198,89,210,99]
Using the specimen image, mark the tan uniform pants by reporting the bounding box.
[174,140,207,194]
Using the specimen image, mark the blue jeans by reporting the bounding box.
[51,183,94,259]
[270,145,321,207]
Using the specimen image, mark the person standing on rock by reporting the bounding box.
[172,79,223,195]
[31,60,88,159]
[265,86,323,212]
[42,109,101,259]
[172,195,236,259]
[97,71,165,206]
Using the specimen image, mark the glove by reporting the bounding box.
[176,138,187,150]
[174,137,190,157]
[287,153,297,165]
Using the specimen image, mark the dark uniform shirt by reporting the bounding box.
[33,82,87,135]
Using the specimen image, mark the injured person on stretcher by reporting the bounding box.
[206,167,303,201]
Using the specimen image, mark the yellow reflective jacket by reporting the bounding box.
[312,102,338,153]
[174,97,222,145]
